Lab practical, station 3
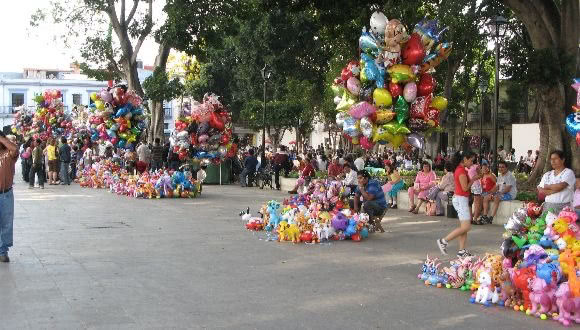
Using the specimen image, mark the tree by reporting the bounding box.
[500,0,579,180]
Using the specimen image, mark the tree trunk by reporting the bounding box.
[147,42,172,143]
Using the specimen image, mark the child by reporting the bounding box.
[197,164,207,193]
[574,175,580,219]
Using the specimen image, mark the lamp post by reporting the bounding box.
[261,64,272,165]
[487,15,508,173]
[478,77,488,160]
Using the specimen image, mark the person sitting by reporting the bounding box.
[537,150,576,214]
[352,170,388,233]
[327,157,343,179]
[341,163,357,195]
[408,161,437,214]
[481,160,517,224]
[429,161,455,216]
[473,161,497,224]
[288,154,315,194]
[524,150,534,173]
[240,148,258,187]
[383,163,403,209]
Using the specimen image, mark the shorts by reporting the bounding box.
[48,160,59,172]
[452,195,471,221]
[492,192,513,201]
[471,182,482,195]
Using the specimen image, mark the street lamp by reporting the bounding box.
[260,64,272,166]
[478,77,488,159]
[487,15,508,173]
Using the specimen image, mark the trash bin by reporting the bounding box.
[203,159,232,184]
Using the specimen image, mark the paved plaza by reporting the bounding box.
[1,177,556,329]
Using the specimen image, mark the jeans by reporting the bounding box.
[434,191,449,215]
[240,168,254,187]
[60,162,71,184]
[362,200,386,217]
[151,160,163,171]
[0,189,14,256]
[21,158,30,182]
[29,164,45,187]
[273,164,288,189]
[70,162,77,180]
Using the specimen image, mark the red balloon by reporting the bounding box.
[425,108,439,121]
[351,233,361,242]
[388,82,403,98]
[190,133,197,145]
[417,73,436,97]
[119,124,128,132]
[209,112,225,130]
[341,67,353,82]
[402,33,426,65]
[410,95,431,119]
[220,134,230,144]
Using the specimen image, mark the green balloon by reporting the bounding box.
[395,96,409,124]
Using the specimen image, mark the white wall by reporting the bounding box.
[511,123,540,161]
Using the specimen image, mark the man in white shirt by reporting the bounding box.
[524,150,534,173]
[497,145,507,161]
[341,163,358,194]
[481,160,517,223]
[537,150,576,214]
[136,143,150,166]
[354,154,365,171]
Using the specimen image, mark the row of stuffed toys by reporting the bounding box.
[78,159,200,199]
[170,93,236,164]
[11,89,75,141]
[240,179,378,243]
[333,12,451,151]
[419,203,579,326]
[568,78,580,146]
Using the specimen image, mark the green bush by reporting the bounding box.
[516,191,537,202]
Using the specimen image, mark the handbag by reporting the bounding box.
[425,202,437,216]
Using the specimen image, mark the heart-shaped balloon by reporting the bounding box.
[425,107,439,122]
[388,82,403,98]
[417,73,435,96]
[402,33,426,65]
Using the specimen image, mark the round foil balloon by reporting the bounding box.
[360,117,374,138]
[346,77,361,95]
[370,11,388,38]
[373,88,392,108]
[406,133,425,149]
[403,82,417,103]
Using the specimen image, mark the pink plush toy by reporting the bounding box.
[529,277,557,316]
[554,281,580,326]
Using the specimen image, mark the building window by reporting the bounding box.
[72,94,82,105]
[164,123,169,130]
[11,93,24,109]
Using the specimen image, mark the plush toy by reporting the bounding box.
[529,277,557,316]
[277,221,290,241]
[266,200,282,231]
[554,282,580,326]
[473,268,499,306]
[559,249,580,297]
[419,256,435,281]
[284,224,301,243]
[513,266,536,310]
[383,19,410,67]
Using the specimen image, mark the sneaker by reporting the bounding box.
[485,216,494,224]
[437,239,448,255]
[457,250,473,258]
[391,204,397,209]
[40,186,45,189]
[0,255,10,263]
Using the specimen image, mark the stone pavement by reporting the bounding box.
[1,177,556,329]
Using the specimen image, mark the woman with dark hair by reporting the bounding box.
[407,161,437,214]
[384,163,403,209]
[437,150,481,258]
[537,150,576,214]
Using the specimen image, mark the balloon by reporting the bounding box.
[565,112,580,137]
[577,132,580,146]
[90,92,98,102]
[402,33,426,65]
[407,133,425,149]
[100,90,113,103]
[388,82,403,98]
[384,19,409,54]
[360,117,374,138]
[359,30,382,58]
[420,42,452,73]
[359,86,375,103]
[373,125,393,143]
[351,136,359,145]
[375,110,395,124]
[360,136,374,150]
[336,112,349,126]
[571,80,580,110]
[390,134,406,148]
[360,53,385,88]
[394,96,409,124]
[403,82,417,103]
[384,122,410,135]
[369,11,388,38]
[431,96,448,111]
[388,64,415,84]
[336,91,357,112]
[373,88,392,108]
[425,107,440,123]
[413,19,448,54]
[331,84,346,97]
[349,102,376,119]
[346,77,361,95]
[209,112,225,130]
[408,118,429,131]
[417,73,435,96]
[333,96,342,104]
[343,117,358,137]
[410,95,431,119]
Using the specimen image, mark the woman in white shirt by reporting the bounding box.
[537,150,576,214]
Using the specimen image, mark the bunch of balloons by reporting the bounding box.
[332,12,451,150]
[87,85,146,150]
[170,93,236,163]
[567,78,580,146]
[11,89,74,141]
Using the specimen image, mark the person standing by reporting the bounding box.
[272,146,290,190]
[0,131,19,262]
[136,142,151,169]
[59,137,71,185]
[20,138,32,182]
[537,150,576,214]
[150,138,165,171]
[45,138,59,185]
[29,139,45,189]
[240,149,258,187]
[354,153,365,171]
[437,150,481,258]
[70,144,79,181]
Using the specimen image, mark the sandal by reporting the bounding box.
[472,217,485,225]
[408,205,416,213]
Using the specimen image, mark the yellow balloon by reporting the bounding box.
[351,136,360,145]
[431,96,448,111]
[90,92,98,102]
[388,64,415,84]
[373,88,392,108]
[375,110,395,124]
[336,91,356,111]
[389,134,406,148]
[95,100,104,111]
[373,126,393,143]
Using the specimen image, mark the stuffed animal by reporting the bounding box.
[513,266,536,310]
[529,277,557,316]
[383,19,409,67]
[554,282,580,326]
[473,268,498,305]
[284,224,301,243]
[266,200,282,231]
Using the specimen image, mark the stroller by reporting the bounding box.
[256,163,274,190]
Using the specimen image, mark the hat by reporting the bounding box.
[481,159,489,166]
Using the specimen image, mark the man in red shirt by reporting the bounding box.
[288,155,315,194]
[273,146,290,190]
[0,131,19,262]
[327,158,343,178]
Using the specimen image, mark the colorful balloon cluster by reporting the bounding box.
[78,159,201,199]
[333,12,451,150]
[11,89,74,141]
[567,78,580,146]
[419,204,580,326]
[241,179,378,243]
[87,86,146,150]
[171,93,235,163]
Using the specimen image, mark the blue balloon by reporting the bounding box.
[131,107,143,116]
[360,227,369,238]
[91,133,99,141]
[565,113,580,136]
[107,129,116,138]
[359,31,382,58]
[361,53,385,88]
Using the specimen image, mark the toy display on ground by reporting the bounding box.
[333,12,450,151]
[78,160,200,199]
[240,178,377,243]
[418,203,580,326]
[12,89,74,141]
[171,93,236,163]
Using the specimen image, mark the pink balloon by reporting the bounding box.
[403,82,417,103]
[346,77,361,95]
[100,90,113,103]
[348,102,377,119]
[360,136,375,150]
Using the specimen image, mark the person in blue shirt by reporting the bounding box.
[353,169,387,232]
[240,148,258,187]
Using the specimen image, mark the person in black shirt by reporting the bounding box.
[58,137,71,185]
[240,149,258,187]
